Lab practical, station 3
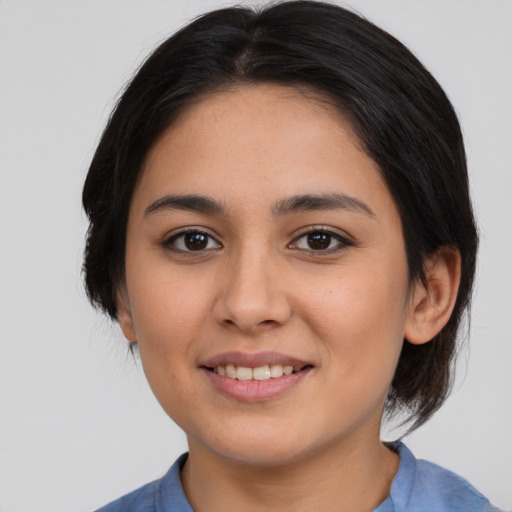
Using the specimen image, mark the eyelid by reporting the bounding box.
[288,225,354,253]
[162,227,222,252]
[160,224,353,254]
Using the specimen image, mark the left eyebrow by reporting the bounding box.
[271,193,375,217]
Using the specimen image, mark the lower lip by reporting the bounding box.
[202,367,312,402]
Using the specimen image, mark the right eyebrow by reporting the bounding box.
[144,194,227,216]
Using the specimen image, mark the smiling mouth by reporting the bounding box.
[201,353,313,401]
[205,364,312,381]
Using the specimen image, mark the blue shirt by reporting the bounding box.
[95,443,502,511]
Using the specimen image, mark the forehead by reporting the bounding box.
[136,84,393,217]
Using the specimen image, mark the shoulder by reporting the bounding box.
[94,453,192,512]
[95,480,160,512]
[389,443,500,512]
[412,457,490,511]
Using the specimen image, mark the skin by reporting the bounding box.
[117,84,460,511]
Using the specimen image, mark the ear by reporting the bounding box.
[404,246,461,345]
[116,287,137,343]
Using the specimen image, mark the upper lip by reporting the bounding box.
[201,351,313,370]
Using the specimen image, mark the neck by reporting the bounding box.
[181,432,399,512]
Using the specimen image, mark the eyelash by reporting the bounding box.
[289,226,354,254]
[163,229,221,253]
[162,226,353,255]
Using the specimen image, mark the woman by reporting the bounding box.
[82,1,500,510]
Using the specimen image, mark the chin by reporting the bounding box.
[216,442,306,467]
[200,420,324,467]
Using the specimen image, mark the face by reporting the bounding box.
[118,84,418,466]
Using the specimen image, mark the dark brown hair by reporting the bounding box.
[82,1,478,432]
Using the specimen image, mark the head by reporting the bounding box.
[82,0,477,437]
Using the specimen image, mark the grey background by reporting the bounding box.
[1,1,511,510]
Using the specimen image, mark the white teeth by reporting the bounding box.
[252,365,271,381]
[236,366,253,381]
[269,364,283,378]
[226,364,237,379]
[213,364,298,380]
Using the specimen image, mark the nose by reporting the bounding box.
[212,249,293,334]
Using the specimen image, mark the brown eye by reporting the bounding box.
[291,229,352,253]
[184,232,208,250]
[166,230,221,252]
[307,232,332,250]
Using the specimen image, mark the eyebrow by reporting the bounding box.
[144,192,374,217]
[144,194,227,216]
[271,193,374,217]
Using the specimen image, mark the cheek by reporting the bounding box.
[127,265,215,354]
[126,270,212,414]
[301,258,409,368]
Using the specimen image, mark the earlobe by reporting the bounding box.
[404,247,461,345]
[116,288,137,343]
